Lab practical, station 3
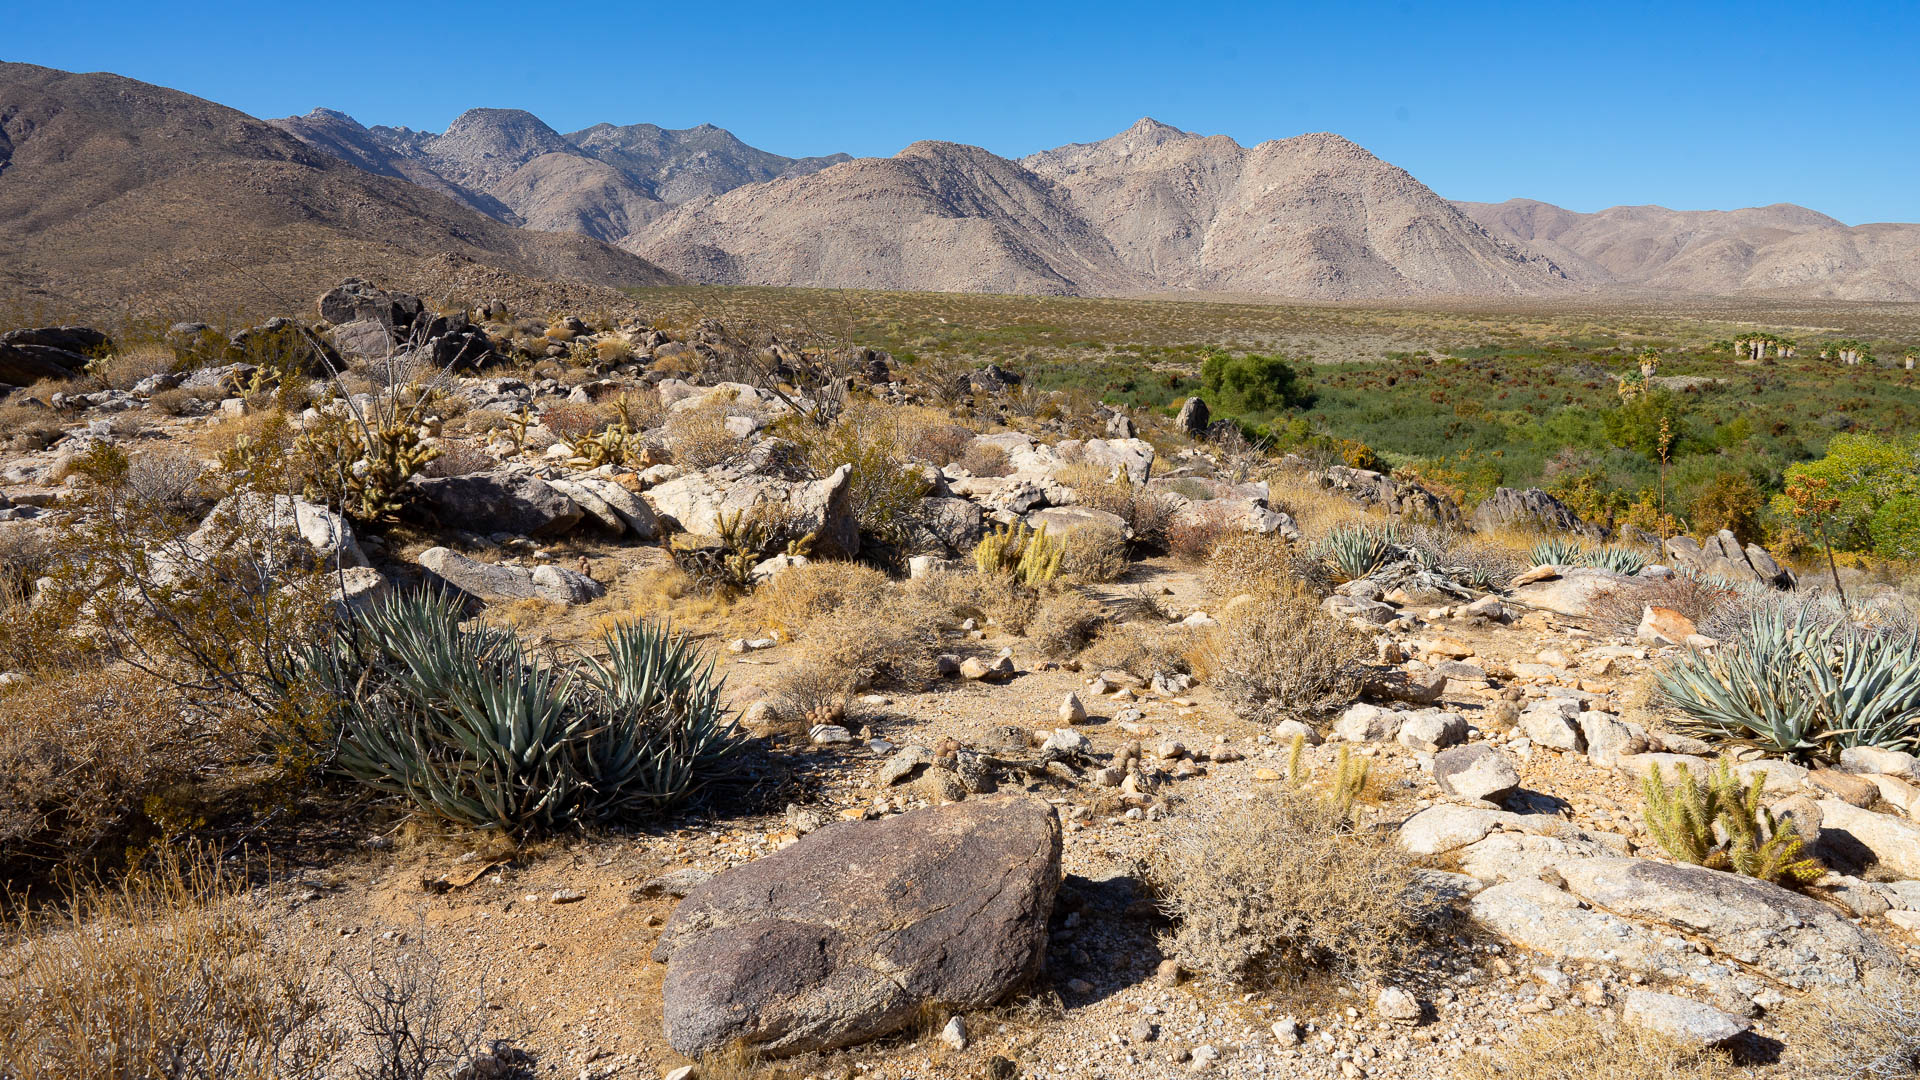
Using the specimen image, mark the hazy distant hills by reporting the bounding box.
[1455,199,1920,301]
[0,62,675,317]
[7,58,1916,310]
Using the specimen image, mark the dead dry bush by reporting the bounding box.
[419,440,496,478]
[149,387,205,416]
[741,560,891,639]
[769,665,854,729]
[958,441,1012,477]
[92,343,179,392]
[1069,476,1180,552]
[1452,1009,1736,1080]
[537,400,609,444]
[1079,621,1195,680]
[785,590,947,692]
[1204,583,1370,721]
[1150,787,1428,987]
[913,423,976,467]
[1584,574,1746,637]
[1030,589,1106,659]
[1167,509,1232,566]
[1203,531,1297,598]
[1772,970,1920,1080]
[0,672,193,889]
[0,400,66,450]
[905,568,1040,635]
[663,398,749,470]
[1058,523,1129,582]
[331,935,515,1080]
[0,858,336,1080]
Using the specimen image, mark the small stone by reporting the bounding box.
[1373,986,1421,1024]
[550,888,585,904]
[809,724,854,745]
[664,1067,696,1080]
[1059,692,1087,725]
[1154,959,1183,987]
[1132,1018,1158,1043]
[1067,978,1094,994]
[1622,989,1750,1046]
[940,1015,969,1050]
[1271,1018,1300,1044]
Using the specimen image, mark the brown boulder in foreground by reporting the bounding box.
[653,796,1062,1058]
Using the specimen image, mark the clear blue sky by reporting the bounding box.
[7,0,1915,223]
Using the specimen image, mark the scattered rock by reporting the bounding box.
[1621,990,1749,1047]
[1432,745,1521,803]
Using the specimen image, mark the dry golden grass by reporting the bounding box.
[1057,523,1129,582]
[663,397,749,470]
[1452,1010,1737,1080]
[0,856,334,1080]
[1266,470,1373,540]
[1151,786,1429,987]
[91,343,178,392]
[736,559,892,639]
[1078,621,1197,681]
[1202,531,1298,599]
[1771,970,1920,1080]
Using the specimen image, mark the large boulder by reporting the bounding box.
[1432,744,1521,802]
[1663,532,1794,589]
[1079,437,1155,485]
[653,796,1061,1058]
[317,278,423,330]
[0,326,106,385]
[545,475,658,539]
[187,492,367,569]
[644,463,859,558]
[1471,487,1603,539]
[1816,799,1920,878]
[406,470,584,538]
[910,497,984,555]
[1506,565,1638,617]
[1175,396,1210,437]
[416,547,603,605]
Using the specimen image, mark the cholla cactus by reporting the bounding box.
[1642,756,1822,885]
[295,412,441,523]
[974,522,1064,586]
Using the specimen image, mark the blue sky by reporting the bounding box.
[7,0,1915,223]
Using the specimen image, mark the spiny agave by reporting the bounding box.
[1316,522,1401,583]
[307,588,738,833]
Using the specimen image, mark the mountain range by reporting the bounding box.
[4,61,1917,314]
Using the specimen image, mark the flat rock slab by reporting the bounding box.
[653,796,1061,1059]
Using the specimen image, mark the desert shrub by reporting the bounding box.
[538,400,609,443]
[0,857,335,1080]
[594,337,635,365]
[1774,970,1920,1080]
[1453,1010,1736,1080]
[742,560,891,639]
[1442,536,1529,591]
[1072,478,1180,552]
[797,403,930,552]
[1079,621,1194,680]
[958,440,1012,477]
[1772,431,1920,557]
[1150,786,1426,987]
[1641,756,1822,884]
[91,343,179,392]
[914,423,976,467]
[1057,523,1129,582]
[1205,582,1370,721]
[419,440,496,478]
[663,399,748,470]
[788,593,946,692]
[905,567,1041,635]
[1655,606,1920,758]
[1198,351,1312,415]
[1030,590,1106,658]
[124,446,210,516]
[1583,574,1748,637]
[331,935,512,1080]
[1166,509,1232,566]
[769,664,854,729]
[1686,471,1765,542]
[0,399,66,450]
[0,672,195,888]
[309,590,739,833]
[148,387,204,416]
[1204,531,1295,598]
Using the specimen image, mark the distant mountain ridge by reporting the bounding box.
[271,107,851,243]
[0,62,675,317]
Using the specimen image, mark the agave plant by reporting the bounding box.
[1657,607,1920,758]
[1316,522,1401,583]
[1585,544,1651,576]
[306,589,738,833]
[1527,536,1584,568]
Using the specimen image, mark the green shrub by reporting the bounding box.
[309,590,738,833]
[1199,352,1312,415]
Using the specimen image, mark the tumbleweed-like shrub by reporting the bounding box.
[1150,787,1427,987]
[308,589,738,833]
[1204,583,1371,722]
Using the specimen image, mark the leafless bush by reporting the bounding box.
[958,441,1012,477]
[904,569,1040,635]
[1058,523,1129,582]
[94,344,178,392]
[419,441,496,478]
[1150,787,1428,987]
[1204,583,1369,721]
[1079,621,1194,680]
[788,593,947,692]
[149,387,205,416]
[332,936,518,1080]
[1030,590,1106,659]
[1203,531,1298,599]
[914,423,975,467]
[538,401,608,444]
[1773,970,1920,1080]
[125,446,210,516]
[770,665,854,729]
[663,399,749,470]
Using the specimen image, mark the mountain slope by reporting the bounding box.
[631,141,1148,295]
[1457,198,1920,300]
[0,63,675,317]
[275,108,850,244]
[1025,119,1570,298]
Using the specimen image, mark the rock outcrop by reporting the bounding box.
[653,796,1061,1058]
